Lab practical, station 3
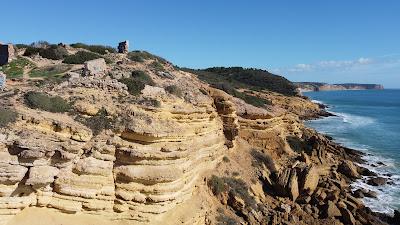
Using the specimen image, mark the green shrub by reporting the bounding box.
[70,43,116,55]
[132,70,155,85]
[251,149,277,173]
[222,156,230,163]
[24,91,71,113]
[119,78,146,96]
[138,98,161,108]
[78,108,113,135]
[150,61,165,71]
[184,67,297,96]
[119,70,155,96]
[0,57,34,78]
[0,109,17,127]
[23,46,41,56]
[29,65,72,78]
[63,51,109,64]
[208,175,256,209]
[128,51,167,63]
[38,45,68,60]
[212,82,270,107]
[209,175,227,195]
[165,85,183,97]
[15,44,30,49]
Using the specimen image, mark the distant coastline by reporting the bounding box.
[295,82,384,92]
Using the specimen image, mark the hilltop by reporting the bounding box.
[0,41,397,225]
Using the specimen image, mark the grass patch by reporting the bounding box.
[29,65,72,78]
[0,109,17,128]
[119,70,155,96]
[70,43,116,55]
[0,57,34,78]
[165,85,183,97]
[24,91,71,113]
[63,51,111,64]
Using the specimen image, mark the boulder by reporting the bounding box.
[83,58,107,76]
[340,208,356,225]
[321,201,341,218]
[25,166,59,185]
[273,168,299,201]
[300,166,319,195]
[367,177,387,186]
[338,160,361,179]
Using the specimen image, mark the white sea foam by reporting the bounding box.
[311,99,324,105]
[335,112,375,127]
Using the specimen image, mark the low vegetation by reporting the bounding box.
[23,45,68,60]
[128,51,168,64]
[70,43,116,55]
[0,57,33,78]
[78,108,114,135]
[208,175,256,209]
[138,98,161,108]
[251,149,277,173]
[119,70,155,96]
[150,61,165,71]
[165,85,183,97]
[29,65,72,78]
[184,67,297,97]
[24,91,71,113]
[213,82,270,107]
[0,109,17,128]
[63,51,110,64]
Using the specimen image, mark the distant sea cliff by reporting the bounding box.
[295,82,384,92]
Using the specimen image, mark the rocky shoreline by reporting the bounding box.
[304,106,400,224]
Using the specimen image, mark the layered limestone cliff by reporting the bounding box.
[0,53,231,224]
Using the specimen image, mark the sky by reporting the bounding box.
[1,0,400,88]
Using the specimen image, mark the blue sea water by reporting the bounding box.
[304,89,400,214]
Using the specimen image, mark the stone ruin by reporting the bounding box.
[118,40,129,54]
[0,72,6,90]
[83,58,107,76]
[0,44,15,66]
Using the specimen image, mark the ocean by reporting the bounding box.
[304,89,400,215]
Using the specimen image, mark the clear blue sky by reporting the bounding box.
[1,0,400,87]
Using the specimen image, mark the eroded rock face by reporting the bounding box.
[0,66,227,224]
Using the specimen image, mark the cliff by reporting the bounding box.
[296,82,384,92]
[0,42,396,225]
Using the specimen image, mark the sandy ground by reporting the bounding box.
[6,208,130,225]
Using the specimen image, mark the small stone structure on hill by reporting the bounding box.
[118,40,129,54]
[0,44,15,66]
